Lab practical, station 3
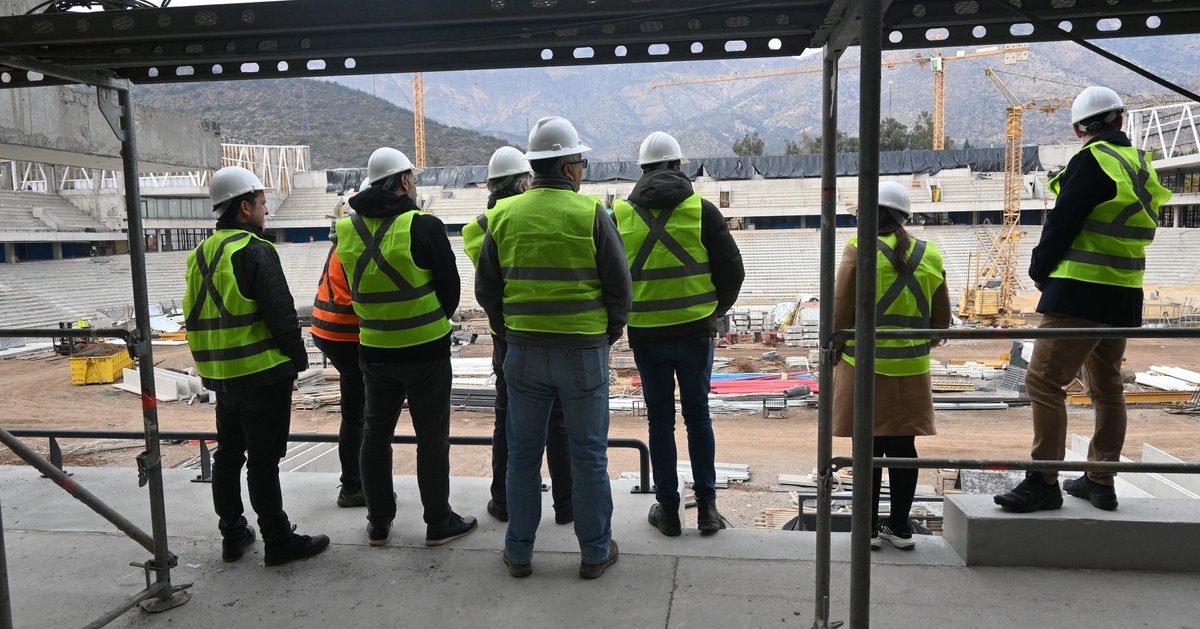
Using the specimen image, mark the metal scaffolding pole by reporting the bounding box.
[0,495,11,629]
[812,42,843,629]
[851,0,884,626]
[116,86,188,613]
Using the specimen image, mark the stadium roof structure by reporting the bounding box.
[0,0,1196,88]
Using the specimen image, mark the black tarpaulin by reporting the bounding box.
[583,160,642,182]
[326,168,368,193]
[697,157,755,180]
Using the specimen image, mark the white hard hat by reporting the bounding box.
[367,147,423,185]
[487,146,533,180]
[847,181,911,219]
[209,166,264,211]
[637,131,689,166]
[524,116,591,161]
[1071,86,1124,126]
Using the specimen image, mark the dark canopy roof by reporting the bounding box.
[0,0,1195,89]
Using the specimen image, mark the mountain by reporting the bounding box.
[137,78,508,169]
[330,35,1200,160]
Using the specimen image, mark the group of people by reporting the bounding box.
[183,83,1167,572]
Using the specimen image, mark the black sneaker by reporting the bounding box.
[486,499,508,522]
[878,521,915,550]
[221,525,255,562]
[368,521,391,547]
[502,551,532,578]
[554,507,574,525]
[426,513,478,546]
[648,503,681,537]
[579,540,619,579]
[337,488,367,508]
[697,500,727,534]
[264,529,331,567]
[1063,474,1119,511]
[994,471,1064,513]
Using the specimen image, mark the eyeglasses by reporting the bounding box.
[565,159,589,169]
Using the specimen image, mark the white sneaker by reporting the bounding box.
[878,521,915,550]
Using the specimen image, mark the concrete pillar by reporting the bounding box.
[3,243,15,264]
[1174,207,1181,228]
[51,242,62,260]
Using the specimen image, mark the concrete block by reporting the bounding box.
[944,494,1200,572]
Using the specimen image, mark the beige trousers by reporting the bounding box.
[1026,313,1128,485]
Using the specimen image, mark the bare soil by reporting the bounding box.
[3,334,1198,528]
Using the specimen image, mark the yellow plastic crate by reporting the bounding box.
[69,349,134,385]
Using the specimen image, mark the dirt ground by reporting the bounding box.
[3,329,1199,528]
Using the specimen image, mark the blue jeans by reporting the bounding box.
[632,337,717,505]
[503,344,612,565]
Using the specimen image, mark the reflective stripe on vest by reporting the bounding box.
[335,211,451,349]
[311,244,360,342]
[613,194,717,328]
[183,229,291,380]
[841,233,944,377]
[488,188,607,335]
[1048,141,1170,288]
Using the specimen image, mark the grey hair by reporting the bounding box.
[487,173,530,196]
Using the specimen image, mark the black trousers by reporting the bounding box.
[872,436,918,532]
[312,336,365,494]
[490,338,572,513]
[212,377,294,544]
[360,357,454,527]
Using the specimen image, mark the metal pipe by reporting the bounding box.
[812,42,840,629]
[0,429,156,554]
[0,328,131,340]
[2,430,654,494]
[79,585,164,629]
[832,326,1200,342]
[851,1,884,626]
[117,85,176,598]
[0,496,11,629]
[830,456,1200,475]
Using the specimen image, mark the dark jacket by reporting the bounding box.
[621,169,745,349]
[204,220,307,392]
[347,186,460,362]
[1029,130,1144,327]
[475,174,632,349]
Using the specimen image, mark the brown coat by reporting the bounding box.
[832,238,951,438]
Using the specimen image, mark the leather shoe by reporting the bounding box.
[697,500,726,534]
[486,499,508,522]
[502,551,532,578]
[648,503,681,537]
[426,513,478,546]
[264,529,330,567]
[579,540,619,579]
[221,525,255,562]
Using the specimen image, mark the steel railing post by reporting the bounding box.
[813,42,843,629]
[0,495,12,629]
[851,1,884,626]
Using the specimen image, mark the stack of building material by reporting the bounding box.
[755,507,800,529]
[113,366,202,402]
[1135,365,1200,392]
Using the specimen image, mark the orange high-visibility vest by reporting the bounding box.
[311,245,360,342]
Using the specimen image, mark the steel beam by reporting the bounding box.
[830,456,1200,475]
[0,55,126,91]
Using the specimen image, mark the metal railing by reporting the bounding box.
[0,428,653,494]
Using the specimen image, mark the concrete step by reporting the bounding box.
[943,494,1200,572]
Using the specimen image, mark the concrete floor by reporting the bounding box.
[2,466,1198,629]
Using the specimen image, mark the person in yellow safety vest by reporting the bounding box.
[612,131,745,538]
[463,146,575,527]
[996,86,1171,514]
[337,146,477,548]
[183,166,329,567]
[833,181,950,550]
[475,116,632,579]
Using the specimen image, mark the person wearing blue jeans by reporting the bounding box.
[475,116,632,579]
[613,131,744,536]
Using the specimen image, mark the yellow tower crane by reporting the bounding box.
[413,72,426,168]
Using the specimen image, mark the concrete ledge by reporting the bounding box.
[944,494,1200,572]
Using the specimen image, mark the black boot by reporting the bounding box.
[221,525,255,562]
[264,528,331,566]
[993,471,1063,513]
[648,503,681,537]
[1063,474,1118,511]
[697,500,726,534]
